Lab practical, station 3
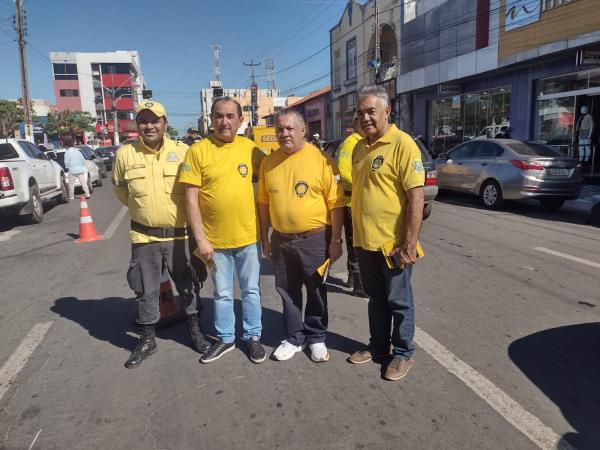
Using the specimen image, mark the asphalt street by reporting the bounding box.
[0,183,599,450]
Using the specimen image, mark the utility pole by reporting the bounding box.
[15,0,33,140]
[108,66,120,145]
[266,58,275,91]
[244,60,261,126]
[374,0,381,84]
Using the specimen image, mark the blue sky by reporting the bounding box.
[0,0,348,133]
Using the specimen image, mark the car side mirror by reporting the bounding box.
[46,151,57,160]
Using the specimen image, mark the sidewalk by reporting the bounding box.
[568,182,600,212]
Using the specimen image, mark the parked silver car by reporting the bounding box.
[434,139,582,210]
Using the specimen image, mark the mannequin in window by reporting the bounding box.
[575,105,594,164]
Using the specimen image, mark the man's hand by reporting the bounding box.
[328,241,342,263]
[262,239,272,259]
[389,241,417,269]
[196,236,214,261]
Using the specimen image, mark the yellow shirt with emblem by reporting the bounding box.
[112,137,189,244]
[336,132,362,207]
[351,124,425,251]
[179,135,263,249]
[257,143,344,234]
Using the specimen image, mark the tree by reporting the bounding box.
[44,110,96,141]
[0,100,25,138]
[167,125,178,139]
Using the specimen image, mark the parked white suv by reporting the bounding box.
[0,139,68,224]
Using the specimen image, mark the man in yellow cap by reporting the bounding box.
[112,100,210,369]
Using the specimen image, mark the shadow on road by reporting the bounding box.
[508,323,600,450]
[434,191,592,227]
[0,199,64,232]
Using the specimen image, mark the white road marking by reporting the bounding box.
[356,297,571,450]
[28,428,42,450]
[0,322,53,401]
[102,206,128,240]
[0,229,22,242]
[533,246,600,269]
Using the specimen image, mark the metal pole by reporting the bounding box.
[374,0,380,83]
[15,0,33,140]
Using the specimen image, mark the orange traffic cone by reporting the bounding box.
[157,269,185,329]
[75,195,102,243]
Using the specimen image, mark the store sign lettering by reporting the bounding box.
[505,0,577,32]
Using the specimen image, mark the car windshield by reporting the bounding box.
[507,142,563,157]
[96,146,118,156]
[54,152,67,169]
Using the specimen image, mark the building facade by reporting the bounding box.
[50,51,146,144]
[199,80,301,135]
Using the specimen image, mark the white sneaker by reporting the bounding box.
[309,342,330,363]
[272,340,305,361]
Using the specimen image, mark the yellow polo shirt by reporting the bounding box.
[112,137,189,244]
[179,134,263,249]
[257,143,344,234]
[336,132,362,207]
[351,125,425,251]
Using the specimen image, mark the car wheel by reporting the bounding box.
[423,202,432,220]
[539,198,565,211]
[87,176,94,193]
[57,175,69,204]
[96,174,103,187]
[480,180,503,209]
[21,184,44,224]
[100,167,107,178]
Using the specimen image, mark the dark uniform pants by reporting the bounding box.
[271,230,328,346]
[343,206,360,276]
[127,238,198,325]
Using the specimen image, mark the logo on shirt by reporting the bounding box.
[166,152,179,162]
[238,163,249,177]
[371,155,384,171]
[414,160,424,173]
[145,102,154,108]
[182,163,192,172]
[294,181,309,198]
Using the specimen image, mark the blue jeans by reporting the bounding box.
[211,242,262,344]
[356,248,415,359]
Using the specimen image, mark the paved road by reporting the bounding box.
[0,184,598,449]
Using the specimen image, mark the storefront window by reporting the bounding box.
[340,91,356,136]
[536,68,600,96]
[429,87,511,156]
[536,97,575,147]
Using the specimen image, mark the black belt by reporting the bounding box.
[131,220,188,238]
[344,190,352,196]
[274,225,326,241]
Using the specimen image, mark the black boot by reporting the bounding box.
[125,324,157,369]
[352,273,368,298]
[186,314,210,353]
[346,273,354,289]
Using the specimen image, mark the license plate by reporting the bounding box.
[549,168,569,176]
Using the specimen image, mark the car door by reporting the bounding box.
[436,142,475,190]
[461,141,504,191]
[20,141,54,191]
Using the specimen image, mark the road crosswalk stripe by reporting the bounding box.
[0,322,53,402]
[533,246,600,269]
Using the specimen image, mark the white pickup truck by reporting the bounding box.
[0,138,68,224]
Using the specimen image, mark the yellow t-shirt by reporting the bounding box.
[112,137,189,244]
[351,125,425,251]
[179,134,263,249]
[336,132,362,207]
[257,143,344,234]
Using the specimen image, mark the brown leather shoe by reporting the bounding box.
[347,345,389,364]
[384,358,414,381]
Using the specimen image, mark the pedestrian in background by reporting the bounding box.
[63,136,90,200]
[258,109,344,363]
[181,97,266,365]
[336,114,366,297]
[112,101,210,369]
[348,86,425,381]
[182,127,201,146]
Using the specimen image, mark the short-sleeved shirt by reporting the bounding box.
[351,125,425,251]
[257,143,344,234]
[112,137,189,244]
[336,132,362,206]
[179,134,263,249]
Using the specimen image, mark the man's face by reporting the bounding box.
[356,95,390,140]
[275,114,306,153]
[136,110,166,148]
[211,100,242,143]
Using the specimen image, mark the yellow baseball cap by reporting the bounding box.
[135,101,166,118]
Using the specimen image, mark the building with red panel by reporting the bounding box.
[50,51,146,145]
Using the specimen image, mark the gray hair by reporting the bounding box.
[358,85,389,107]
[274,108,305,127]
[211,96,243,117]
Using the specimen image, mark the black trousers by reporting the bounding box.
[127,238,198,325]
[343,206,360,276]
[271,230,328,346]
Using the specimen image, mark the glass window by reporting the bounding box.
[53,63,77,75]
[507,142,563,157]
[60,89,79,97]
[0,143,18,160]
[102,63,130,74]
[449,142,475,159]
[346,38,357,81]
[472,141,504,158]
[333,49,341,87]
[22,142,45,160]
[536,97,575,146]
[536,68,600,96]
